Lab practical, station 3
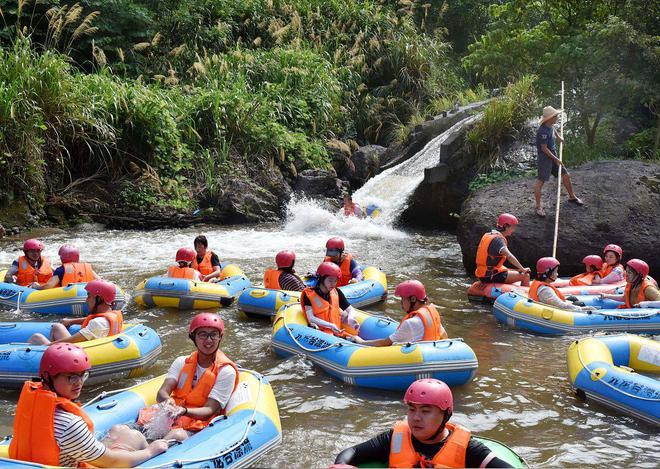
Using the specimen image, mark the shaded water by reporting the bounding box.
[0,203,658,467]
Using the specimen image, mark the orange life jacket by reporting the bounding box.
[167,265,197,280]
[399,304,443,341]
[9,381,94,466]
[324,253,354,287]
[171,350,240,431]
[474,231,508,278]
[81,310,123,336]
[389,421,471,468]
[16,256,53,287]
[623,277,658,308]
[264,268,283,289]
[300,287,342,336]
[60,263,95,287]
[528,280,566,302]
[192,251,216,277]
[600,263,622,278]
[568,272,598,286]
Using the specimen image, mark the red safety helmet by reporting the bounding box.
[58,244,80,264]
[84,280,117,305]
[394,280,428,302]
[603,244,623,259]
[23,239,44,252]
[497,213,519,228]
[275,250,296,268]
[626,259,649,278]
[316,261,341,279]
[582,255,603,269]
[39,343,91,379]
[325,237,345,251]
[189,312,225,336]
[404,379,453,413]
[176,247,196,263]
[537,257,560,276]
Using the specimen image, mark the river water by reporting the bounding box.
[0,197,658,467]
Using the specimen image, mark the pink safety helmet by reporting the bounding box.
[537,257,560,277]
[394,280,428,302]
[326,237,345,251]
[403,379,453,413]
[84,280,117,305]
[176,247,196,263]
[58,244,80,264]
[497,213,519,228]
[582,255,603,270]
[603,244,623,259]
[275,250,296,268]
[23,239,44,252]
[39,343,91,379]
[316,261,341,279]
[189,312,225,336]
[626,259,649,278]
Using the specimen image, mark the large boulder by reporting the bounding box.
[457,160,660,276]
[293,168,349,201]
[350,145,385,187]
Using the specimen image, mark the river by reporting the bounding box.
[0,197,658,467]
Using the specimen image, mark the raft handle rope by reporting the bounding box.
[0,289,23,313]
[146,368,266,469]
[575,340,660,401]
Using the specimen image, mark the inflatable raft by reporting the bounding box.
[0,369,281,468]
[271,305,478,390]
[567,334,659,426]
[0,272,126,315]
[134,264,251,310]
[493,291,660,335]
[0,322,161,388]
[468,279,624,303]
[238,266,387,318]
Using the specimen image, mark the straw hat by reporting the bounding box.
[539,106,562,124]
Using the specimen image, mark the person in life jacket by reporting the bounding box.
[600,259,660,308]
[166,247,203,281]
[29,280,124,345]
[568,255,603,286]
[474,214,531,286]
[529,257,595,312]
[300,262,361,337]
[343,194,365,218]
[3,238,53,287]
[591,244,626,285]
[324,237,363,287]
[9,343,167,467]
[31,244,101,290]
[191,235,224,282]
[144,313,239,442]
[352,280,448,346]
[264,250,306,291]
[333,379,514,468]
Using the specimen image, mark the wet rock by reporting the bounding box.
[11,226,20,235]
[293,169,349,203]
[213,177,283,223]
[0,224,5,237]
[456,160,660,276]
[350,145,385,188]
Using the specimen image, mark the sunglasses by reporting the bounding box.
[64,371,89,384]
[196,331,221,340]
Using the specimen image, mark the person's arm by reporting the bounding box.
[540,143,562,166]
[349,259,363,282]
[643,286,660,301]
[31,275,60,290]
[202,254,223,281]
[304,305,341,333]
[4,264,19,283]
[553,128,564,145]
[175,396,221,420]
[465,437,513,468]
[89,442,168,468]
[596,267,625,284]
[334,430,392,466]
[62,317,86,327]
[157,357,185,403]
[501,247,528,272]
[537,286,582,311]
[340,305,361,330]
[355,317,419,346]
[636,300,660,308]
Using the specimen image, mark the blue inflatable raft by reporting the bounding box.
[0,370,282,468]
[0,322,161,388]
[567,334,660,426]
[238,266,387,318]
[493,291,660,335]
[271,304,478,390]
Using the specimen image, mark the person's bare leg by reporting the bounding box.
[561,173,576,199]
[164,428,189,442]
[504,271,530,286]
[28,333,50,345]
[50,323,72,341]
[534,179,545,209]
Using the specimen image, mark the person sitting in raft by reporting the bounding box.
[264,250,306,291]
[530,257,595,311]
[31,244,100,290]
[474,213,530,286]
[300,262,360,337]
[166,247,203,281]
[591,244,625,285]
[9,343,167,467]
[352,280,447,346]
[191,235,224,282]
[600,259,660,308]
[333,379,514,468]
[29,280,123,345]
[3,238,53,287]
[143,313,239,442]
[343,194,365,218]
[568,255,603,286]
[324,237,363,287]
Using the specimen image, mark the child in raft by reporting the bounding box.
[324,237,363,286]
[31,244,100,290]
[568,255,603,286]
[600,259,660,308]
[263,250,306,291]
[529,257,595,311]
[166,247,203,281]
[3,238,53,287]
[139,313,238,442]
[191,234,225,282]
[591,244,625,285]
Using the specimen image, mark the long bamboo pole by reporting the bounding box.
[552,81,565,257]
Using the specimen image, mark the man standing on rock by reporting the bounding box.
[534,106,583,217]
